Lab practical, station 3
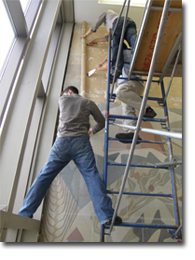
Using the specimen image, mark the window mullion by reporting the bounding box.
[3,0,28,37]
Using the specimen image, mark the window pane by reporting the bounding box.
[20,0,29,13]
[0,1,15,73]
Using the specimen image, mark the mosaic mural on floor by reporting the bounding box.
[39,104,182,242]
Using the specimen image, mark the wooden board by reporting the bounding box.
[134,0,182,75]
[152,0,182,9]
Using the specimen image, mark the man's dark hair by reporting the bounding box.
[63,86,79,94]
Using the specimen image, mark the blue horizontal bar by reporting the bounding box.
[107,162,169,170]
[106,190,173,198]
[109,75,160,84]
[140,96,163,101]
[111,93,162,101]
[109,114,166,123]
[104,222,178,230]
[108,137,167,145]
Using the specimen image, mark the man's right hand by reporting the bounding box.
[88,39,98,46]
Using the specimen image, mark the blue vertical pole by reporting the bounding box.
[100,33,112,242]
[103,33,111,186]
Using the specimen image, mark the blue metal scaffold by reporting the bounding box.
[100,0,182,242]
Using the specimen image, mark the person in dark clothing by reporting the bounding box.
[81,9,137,78]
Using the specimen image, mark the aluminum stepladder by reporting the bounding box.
[100,0,182,242]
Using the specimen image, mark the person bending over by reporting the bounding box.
[18,86,122,225]
[81,9,137,79]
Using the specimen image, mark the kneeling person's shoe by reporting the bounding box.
[116,133,142,144]
[144,107,157,118]
[104,216,122,226]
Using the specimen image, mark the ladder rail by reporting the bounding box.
[112,122,182,139]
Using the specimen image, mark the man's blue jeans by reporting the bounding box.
[111,17,137,75]
[18,136,114,224]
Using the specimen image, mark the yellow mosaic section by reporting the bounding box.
[81,22,109,103]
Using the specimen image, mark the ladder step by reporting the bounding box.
[111,93,162,101]
[107,162,169,170]
[106,190,173,198]
[108,137,167,145]
[109,114,166,123]
[104,222,178,230]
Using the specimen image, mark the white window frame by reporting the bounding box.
[98,0,147,7]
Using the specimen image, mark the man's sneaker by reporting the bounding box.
[115,132,142,144]
[104,216,122,226]
[144,107,157,118]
